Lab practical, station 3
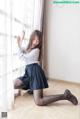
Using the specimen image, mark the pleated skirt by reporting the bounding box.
[18,63,49,90]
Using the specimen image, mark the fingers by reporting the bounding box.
[14,35,20,39]
[14,31,25,41]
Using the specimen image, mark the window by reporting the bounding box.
[0,0,35,79]
[0,0,44,109]
[12,0,35,80]
[0,0,35,109]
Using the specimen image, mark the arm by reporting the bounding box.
[17,31,26,53]
[17,36,22,49]
[22,48,40,59]
[18,48,40,62]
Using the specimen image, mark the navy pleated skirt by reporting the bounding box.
[18,63,49,90]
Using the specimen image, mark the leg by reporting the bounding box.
[33,89,66,106]
[14,79,24,97]
[27,89,33,94]
[33,89,78,106]
[14,79,23,89]
[14,79,33,95]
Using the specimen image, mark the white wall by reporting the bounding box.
[43,0,80,83]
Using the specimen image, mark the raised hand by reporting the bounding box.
[15,31,26,52]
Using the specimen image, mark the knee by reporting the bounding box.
[14,80,17,89]
[14,79,21,89]
[34,99,44,106]
[14,81,18,89]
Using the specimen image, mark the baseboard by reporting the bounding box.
[47,77,80,86]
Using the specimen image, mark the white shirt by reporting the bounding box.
[18,48,40,65]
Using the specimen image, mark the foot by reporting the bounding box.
[27,89,33,95]
[14,90,21,98]
[64,89,78,105]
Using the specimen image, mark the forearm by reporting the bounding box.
[16,31,26,53]
[18,42,22,51]
[17,36,26,53]
[17,36,21,48]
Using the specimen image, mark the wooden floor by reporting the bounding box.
[8,80,80,119]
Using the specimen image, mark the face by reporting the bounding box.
[32,35,39,47]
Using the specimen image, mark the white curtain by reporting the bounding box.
[33,0,44,69]
[0,0,14,112]
[0,0,44,111]
[33,0,44,31]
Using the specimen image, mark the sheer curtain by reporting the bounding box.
[33,0,44,31]
[0,0,44,111]
[0,0,13,112]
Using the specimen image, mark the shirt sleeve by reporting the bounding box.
[18,48,40,61]
[18,47,26,58]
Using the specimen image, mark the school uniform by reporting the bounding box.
[17,48,49,90]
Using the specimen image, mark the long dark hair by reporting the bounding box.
[26,30,43,61]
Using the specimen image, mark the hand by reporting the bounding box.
[15,31,25,41]
[16,31,25,49]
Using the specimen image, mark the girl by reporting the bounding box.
[14,30,78,106]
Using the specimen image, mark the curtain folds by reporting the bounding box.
[33,0,44,31]
[2,0,44,110]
